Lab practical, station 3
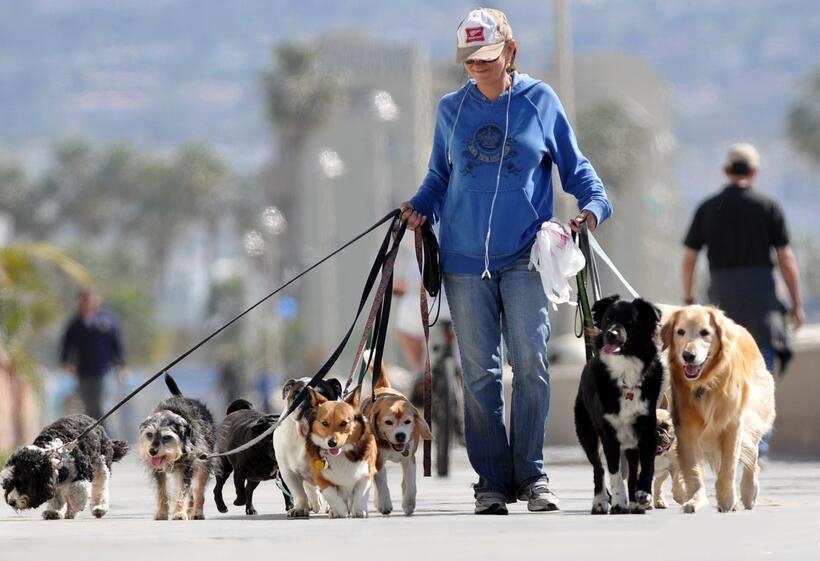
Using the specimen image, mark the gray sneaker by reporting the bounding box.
[474,491,509,515]
[518,480,560,512]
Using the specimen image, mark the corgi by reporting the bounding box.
[306,386,377,518]
[361,366,432,515]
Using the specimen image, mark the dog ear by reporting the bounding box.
[414,409,433,441]
[345,386,362,409]
[634,298,662,325]
[326,378,343,400]
[307,387,327,408]
[660,309,680,351]
[282,379,297,400]
[708,307,732,355]
[591,294,620,328]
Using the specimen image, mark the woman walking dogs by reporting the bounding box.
[401,8,612,515]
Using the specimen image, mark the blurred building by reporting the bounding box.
[295,33,434,363]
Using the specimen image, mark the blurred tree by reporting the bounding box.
[576,100,655,196]
[262,43,343,269]
[787,69,820,166]
[0,243,91,384]
[126,143,227,293]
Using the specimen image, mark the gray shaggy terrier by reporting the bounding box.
[139,374,215,520]
[2,414,128,519]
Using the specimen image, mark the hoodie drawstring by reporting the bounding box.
[481,73,514,279]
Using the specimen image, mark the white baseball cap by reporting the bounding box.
[724,143,760,171]
[455,8,513,65]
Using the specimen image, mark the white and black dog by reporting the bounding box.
[574,295,664,514]
[139,374,215,520]
[2,414,128,519]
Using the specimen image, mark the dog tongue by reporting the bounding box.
[151,456,162,468]
[328,447,340,456]
[392,443,406,452]
[602,344,621,355]
[684,365,700,378]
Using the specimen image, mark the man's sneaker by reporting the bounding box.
[474,491,509,515]
[518,480,560,512]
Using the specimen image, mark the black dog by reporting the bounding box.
[574,295,664,515]
[2,414,128,519]
[213,377,342,515]
[138,374,216,520]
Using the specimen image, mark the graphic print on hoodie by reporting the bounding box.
[410,72,612,275]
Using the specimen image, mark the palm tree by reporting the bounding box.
[788,69,820,166]
[262,43,343,270]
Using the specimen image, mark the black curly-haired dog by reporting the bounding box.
[139,374,215,520]
[574,295,664,515]
[212,377,343,515]
[2,414,128,519]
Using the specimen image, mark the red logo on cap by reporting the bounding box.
[465,27,485,44]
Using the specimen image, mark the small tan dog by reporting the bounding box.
[662,305,775,513]
[652,408,686,509]
[361,367,432,515]
[306,387,377,518]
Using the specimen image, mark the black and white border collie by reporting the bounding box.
[574,295,664,514]
[2,414,128,519]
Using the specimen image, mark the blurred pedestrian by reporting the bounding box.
[60,289,126,422]
[681,143,804,456]
[401,7,612,514]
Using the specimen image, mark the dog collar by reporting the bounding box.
[313,458,329,471]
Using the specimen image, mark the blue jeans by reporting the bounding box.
[758,345,775,458]
[444,254,551,499]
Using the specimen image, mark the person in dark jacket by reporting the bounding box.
[60,289,126,421]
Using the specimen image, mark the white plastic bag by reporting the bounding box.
[528,219,586,309]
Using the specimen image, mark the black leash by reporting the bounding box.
[203,220,441,461]
[56,209,403,452]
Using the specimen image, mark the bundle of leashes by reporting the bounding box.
[574,222,641,360]
[52,209,441,476]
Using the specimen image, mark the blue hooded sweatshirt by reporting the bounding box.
[410,72,612,275]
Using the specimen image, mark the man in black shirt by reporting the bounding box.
[60,289,126,421]
[681,144,804,456]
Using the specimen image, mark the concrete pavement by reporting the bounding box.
[2,447,819,561]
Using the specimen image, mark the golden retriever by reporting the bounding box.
[662,305,775,513]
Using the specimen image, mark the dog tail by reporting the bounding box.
[363,350,391,389]
[164,373,183,397]
[112,440,129,462]
[226,399,254,415]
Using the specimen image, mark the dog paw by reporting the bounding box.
[635,491,651,508]
[682,500,699,514]
[591,494,610,515]
[287,507,310,519]
[91,505,108,519]
[654,498,667,509]
[64,510,77,519]
[628,501,647,514]
[43,510,63,520]
[172,511,189,521]
[351,509,368,519]
[246,506,258,516]
[610,504,629,515]
[717,504,737,513]
[328,509,349,519]
[233,497,246,506]
[402,501,415,516]
[216,504,228,513]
